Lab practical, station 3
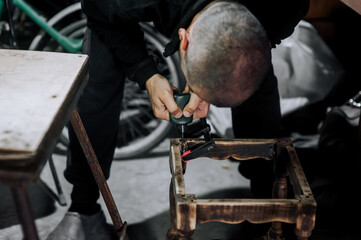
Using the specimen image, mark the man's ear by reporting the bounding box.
[178,28,189,51]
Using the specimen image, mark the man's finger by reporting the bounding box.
[183,93,201,117]
[171,85,179,94]
[152,101,170,121]
[193,101,210,119]
[183,84,190,93]
[161,93,182,119]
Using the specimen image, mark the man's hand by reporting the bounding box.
[183,84,210,119]
[146,74,182,121]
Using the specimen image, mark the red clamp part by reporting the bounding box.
[181,150,192,162]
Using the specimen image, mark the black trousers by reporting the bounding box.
[64,28,282,212]
[64,28,126,213]
[232,66,282,198]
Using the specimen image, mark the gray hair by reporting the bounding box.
[184,1,271,107]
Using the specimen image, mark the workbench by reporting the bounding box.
[0,49,127,239]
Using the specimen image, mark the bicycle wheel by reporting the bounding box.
[29,3,185,159]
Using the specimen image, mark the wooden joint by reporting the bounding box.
[294,203,317,239]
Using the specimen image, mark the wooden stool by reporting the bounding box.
[0,50,127,240]
[167,138,316,240]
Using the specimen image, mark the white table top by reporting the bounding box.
[0,49,88,154]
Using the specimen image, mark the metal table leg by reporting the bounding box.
[11,182,39,240]
[70,109,128,240]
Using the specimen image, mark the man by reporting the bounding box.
[47,0,309,239]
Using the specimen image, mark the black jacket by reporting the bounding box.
[81,0,309,89]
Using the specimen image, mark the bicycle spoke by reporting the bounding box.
[125,117,144,139]
[137,106,155,120]
[132,116,152,135]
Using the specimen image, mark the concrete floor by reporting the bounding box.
[0,138,359,240]
[0,138,251,240]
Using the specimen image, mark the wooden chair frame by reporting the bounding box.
[167,138,316,240]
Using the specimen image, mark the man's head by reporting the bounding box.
[179,1,271,107]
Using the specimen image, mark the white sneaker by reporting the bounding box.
[46,211,116,240]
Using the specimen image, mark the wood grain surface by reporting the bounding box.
[0,49,87,153]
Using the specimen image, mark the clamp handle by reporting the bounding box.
[169,93,193,125]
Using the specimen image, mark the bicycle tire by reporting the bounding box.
[29,3,185,159]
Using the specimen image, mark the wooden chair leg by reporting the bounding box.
[294,222,313,240]
[269,174,288,239]
[268,222,284,240]
[167,181,178,240]
[177,230,195,240]
[294,232,309,240]
[175,195,196,240]
[294,209,314,240]
[167,180,196,240]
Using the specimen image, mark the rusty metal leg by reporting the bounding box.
[70,109,128,240]
[11,182,39,240]
[48,155,67,206]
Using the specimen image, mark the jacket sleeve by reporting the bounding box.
[244,0,310,47]
[82,1,160,90]
[269,0,310,46]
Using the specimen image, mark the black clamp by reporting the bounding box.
[181,118,216,161]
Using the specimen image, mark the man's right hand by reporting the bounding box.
[145,74,182,121]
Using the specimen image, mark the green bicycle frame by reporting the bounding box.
[0,1,4,19]
[0,0,82,53]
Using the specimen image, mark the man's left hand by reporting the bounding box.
[183,84,210,119]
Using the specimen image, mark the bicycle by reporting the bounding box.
[0,0,185,159]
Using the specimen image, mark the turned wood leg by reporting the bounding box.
[177,230,195,240]
[269,145,289,240]
[268,222,284,240]
[269,177,287,239]
[167,181,178,240]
